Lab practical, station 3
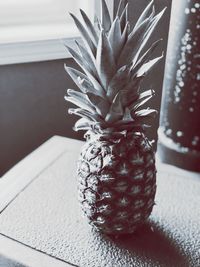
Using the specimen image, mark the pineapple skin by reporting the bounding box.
[77,132,156,235]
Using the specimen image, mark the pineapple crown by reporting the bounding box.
[64,0,166,137]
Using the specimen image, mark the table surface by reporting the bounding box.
[0,136,199,267]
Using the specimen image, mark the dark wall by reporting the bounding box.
[0,59,83,176]
[0,0,171,176]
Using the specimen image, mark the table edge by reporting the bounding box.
[0,233,73,267]
[0,135,83,213]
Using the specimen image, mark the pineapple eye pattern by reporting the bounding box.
[101,191,113,200]
[117,196,130,207]
[66,0,165,234]
[130,185,141,195]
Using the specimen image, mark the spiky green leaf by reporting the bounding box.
[64,66,104,98]
[137,53,163,77]
[101,0,111,32]
[106,88,138,123]
[131,95,153,112]
[131,7,166,66]
[137,89,155,100]
[131,39,162,76]
[117,17,151,67]
[121,89,139,108]
[79,79,103,96]
[105,91,124,123]
[96,30,116,89]
[87,74,106,96]
[68,108,102,122]
[66,45,97,79]
[108,17,122,58]
[123,75,142,93]
[115,0,127,18]
[134,108,157,118]
[113,120,149,132]
[70,13,96,56]
[64,65,89,93]
[74,118,103,132]
[133,0,154,31]
[74,118,91,131]
[131,116,155,128]
[129,89,155,111]
[87,93,110,118]
[65,89,95,113]
[120,21,130,49]
[107,65,131,101]
[75,41,98,77]
[80,9,98,45]
[122,107,132,121]
[120,3,128,32]
[118,7,165,68]
[66,45,105,96]
[94,14,101,33]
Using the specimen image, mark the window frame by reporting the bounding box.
[0,0,114,65]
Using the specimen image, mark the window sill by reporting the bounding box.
[0,37,81,66]
[0,24,81,65]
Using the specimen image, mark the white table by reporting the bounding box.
[0,136,199,267]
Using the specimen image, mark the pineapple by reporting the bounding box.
[65,0,166,235]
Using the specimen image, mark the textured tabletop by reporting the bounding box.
[0,136,200,267]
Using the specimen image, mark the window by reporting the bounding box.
[0,0,113,65]
[0,0,94,43]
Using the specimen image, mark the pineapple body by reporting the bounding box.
[77,132,156,235]
[64,0,165,235]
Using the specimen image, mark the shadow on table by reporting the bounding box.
[104,221,189,267]
[0,254,28,267]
